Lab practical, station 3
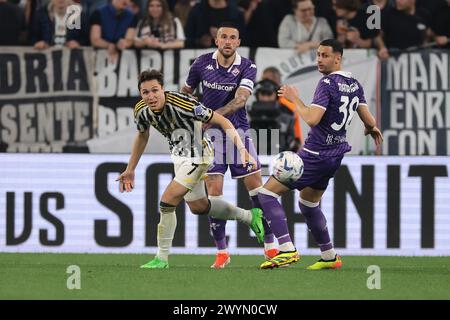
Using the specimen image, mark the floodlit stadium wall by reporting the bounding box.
[1,154,449,256]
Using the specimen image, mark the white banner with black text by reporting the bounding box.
[1,154,449,256]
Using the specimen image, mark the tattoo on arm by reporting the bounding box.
[215,89,250,116]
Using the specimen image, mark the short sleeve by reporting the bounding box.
[134,112,149,132]
[311,77,332,110]
[185,57,201,90]
[357,81,367,106]
[89,10,101,26]
[174,17,185,41]
[192,103,214,123]
[239,61,257,93]
[134,101,149,132]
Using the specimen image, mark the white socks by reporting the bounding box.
[208,198,252,225]
[156,205,177,262]
[321,248,337,261]
[279,242,296,252]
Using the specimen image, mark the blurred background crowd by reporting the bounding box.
[1,0,449,154]
[1,0,449,56]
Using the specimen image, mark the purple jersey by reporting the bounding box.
[303,71,367,157]
[185,50,257,130]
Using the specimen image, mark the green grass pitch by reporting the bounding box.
[0,253,449,300]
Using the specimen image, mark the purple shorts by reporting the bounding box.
[207,134,261,179]
[281,149,344,191]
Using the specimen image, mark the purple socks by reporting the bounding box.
[208,217,227,250]
[257,193,292,245]
[298,201,333,252]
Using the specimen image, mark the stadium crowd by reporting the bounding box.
[1,0,449,56]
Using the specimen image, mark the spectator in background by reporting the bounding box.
[90,0,137,63]
[334,0,379,49]
[278,0,333,53]
[128,0,142,18]
[312,0,337,37]
[82,0,108,16]
[381,0,445,50]
[185,0,245,48]
[238,0,277,47]
[0,0,26,45]
[134,0,185,49]
[173,0,196,28]
[267,0,292,36]
[261,66,303,150]
[369,0,391,10]
[31,0,89,49]
[429,0,450,48]
[24,0,47,28]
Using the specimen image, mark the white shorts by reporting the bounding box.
[173,156,212,202]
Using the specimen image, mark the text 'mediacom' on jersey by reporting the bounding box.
[202,80,236,92]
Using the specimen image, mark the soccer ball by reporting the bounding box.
[271,151,304,183]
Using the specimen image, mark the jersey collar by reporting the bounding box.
[212,50,242,72]
[329,71,353,78]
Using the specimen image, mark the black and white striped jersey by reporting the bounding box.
[134,91,214,160]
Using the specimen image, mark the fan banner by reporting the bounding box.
[0,47,95,153]
[380,50,450,155]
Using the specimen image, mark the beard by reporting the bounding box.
[219,47,235,59]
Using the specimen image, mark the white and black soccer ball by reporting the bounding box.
[271,151,304,183]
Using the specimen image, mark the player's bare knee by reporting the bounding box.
[187,198,210,215]
[243,173,262,191]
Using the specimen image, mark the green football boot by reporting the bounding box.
[140,256,169,269]
[249,208,265,244]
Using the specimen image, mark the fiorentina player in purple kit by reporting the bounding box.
[258,39,383,269]
[182,22,279,268]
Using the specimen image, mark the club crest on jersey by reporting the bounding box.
[194,105,208,117]
[231,68,240,76]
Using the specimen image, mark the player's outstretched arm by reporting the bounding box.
[116,129,150,192]
[357,105,383,146]
[208,112,257,168]
[214,87,251,117]
[278,85,325,127]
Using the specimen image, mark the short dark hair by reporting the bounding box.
[262,66,282,86]
[217,21,241,37]
[263,66,281,78]
[138,69,164,90]
[319,39,344,56]
[218,20,239,30]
